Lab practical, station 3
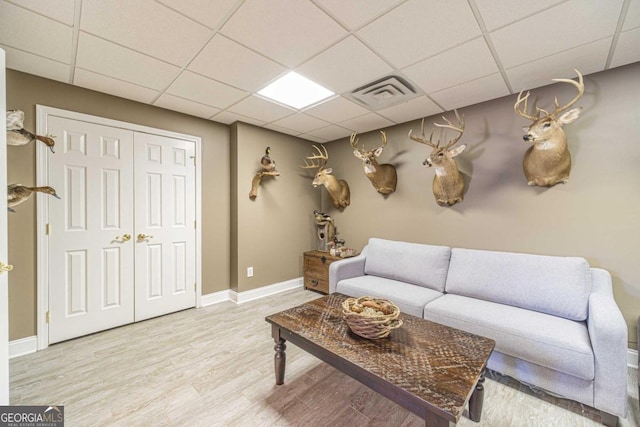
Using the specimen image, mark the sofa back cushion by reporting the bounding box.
[364,238,451,292]
[445,248,591,321]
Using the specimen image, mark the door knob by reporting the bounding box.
[137,233,154,241]
[0,261,13,274]
[113,234,131,243]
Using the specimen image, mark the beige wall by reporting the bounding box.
[231,123,318,292]
[324,63,640,347]
[6,70,231,340]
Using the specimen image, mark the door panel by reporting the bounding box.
[48,117,135,344]
[134,132,195,321]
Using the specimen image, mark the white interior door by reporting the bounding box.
[0,48,10,404]
[133,132,196,321]
[47,117,135,344]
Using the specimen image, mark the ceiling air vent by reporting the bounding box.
[346,75,422,110]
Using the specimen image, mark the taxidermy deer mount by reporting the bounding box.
[514,69,584,187]
[350,130,397,195]
[300,144,350,209]
[249,146,279,200]
[409,110,467,207]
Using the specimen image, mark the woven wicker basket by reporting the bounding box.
[342,296,403,339]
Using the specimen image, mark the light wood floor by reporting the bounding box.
[10,288,640,426]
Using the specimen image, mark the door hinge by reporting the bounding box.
[46,311,50,323]
[190,156,196,166]
[46,224,50,235]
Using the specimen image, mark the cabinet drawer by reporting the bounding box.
[303,251,340,294]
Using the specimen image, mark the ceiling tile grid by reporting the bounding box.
[0,0,638,142]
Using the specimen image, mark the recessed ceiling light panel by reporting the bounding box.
[257,71,334,110]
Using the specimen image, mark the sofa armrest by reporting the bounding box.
[329,247,367,294]
[588,268,628,417]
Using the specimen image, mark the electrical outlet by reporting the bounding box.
[247,267,254,277]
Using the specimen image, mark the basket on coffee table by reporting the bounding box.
[342,296,403,339]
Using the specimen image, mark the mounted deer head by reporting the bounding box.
[350,131,397,195]
[514,69,584,187]
[409,110,467,206]
[300,145,350,209]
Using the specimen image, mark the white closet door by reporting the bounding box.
[48,117,135,344]
[133,132,196,321]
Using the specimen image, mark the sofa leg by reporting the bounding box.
[600,411,617,427]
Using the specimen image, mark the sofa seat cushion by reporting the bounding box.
[445,248,591,321]
[364,238,451,292]
[336,275,443,317]
[423,294,594,381]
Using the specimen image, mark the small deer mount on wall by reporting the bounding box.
[249,146,280,200]
[300,144,350,210]
[409,110,467,207]
[350,130,397,195]
[514,69,584,187]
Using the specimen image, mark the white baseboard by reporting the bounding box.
[628,348,638,370]
[200,277,304,307]
[9,336,37,359]
[200,289,232,307]
[230,277,304,304]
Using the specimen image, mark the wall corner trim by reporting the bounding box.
[9,336,37,359]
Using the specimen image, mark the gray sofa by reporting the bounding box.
[329,237,628,426]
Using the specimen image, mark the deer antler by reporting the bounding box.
[300,144,328,169]
[349,132,362,151]
[514,90,538,121]
[408,118,437,148]
[378,131,388,150]
[549,69,584,118]
[434,110,465,149]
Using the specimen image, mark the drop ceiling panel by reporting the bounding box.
[166,71,247,109]
[357,0,481,69]
[314,0,405,30]
[0,1,73,63]
[376,96,443,124]
[491,0,624,68]
[304,124,354,141]
[304,96,370,123]
[212,110,266,126]
[9,0,76,26]
[154,94,220,119]
[155,0,240,29]
[1,44,70,83]
[188,34,285,92]
[74,68,159,104]
[623,0,640,30]
[430,73,509,111]
[76,33,180,91]
[228,95,295,123]
[339,113,395,133]
[474,0,565,31]
[403,38,499,94]
[220,0,348,67]
[506,39,611,92]
[80,0,212,66]
[271,113,330,134]
[611,28,640,68]
[297,36,393,94]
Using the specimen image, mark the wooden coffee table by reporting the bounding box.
[265,293,495,426]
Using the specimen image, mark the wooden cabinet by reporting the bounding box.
[303,250,342,294]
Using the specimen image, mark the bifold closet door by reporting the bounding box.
[133,132,196,321]
[48,117,135,344]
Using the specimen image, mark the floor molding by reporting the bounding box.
[628,348,638,370]
[201,278,304,307]
[9,336,37,359]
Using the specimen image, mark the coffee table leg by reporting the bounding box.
[469,369,485,422]
[272,326,287,385]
